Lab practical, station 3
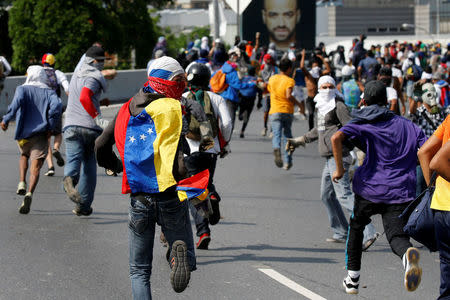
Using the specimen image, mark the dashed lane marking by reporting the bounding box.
[258,268,327,300]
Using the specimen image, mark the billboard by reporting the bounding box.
[242,0,316,50]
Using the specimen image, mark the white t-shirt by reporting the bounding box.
[386,87,397,102]
[182,91,232,154]
[392,67,402,78]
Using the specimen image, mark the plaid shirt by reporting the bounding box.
[413,106,449,137]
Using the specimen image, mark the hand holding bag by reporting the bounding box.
[399,172,438,252]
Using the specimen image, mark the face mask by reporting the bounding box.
[311,67,321,79]
[93,62,104,71]
[146,76,186,100]
[318,88,335,100]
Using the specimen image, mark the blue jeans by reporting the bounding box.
[129,193,196,300]
[320,156,376,242]
[434,210,450,299]
[63,126,100,210]
[270,113,293,164]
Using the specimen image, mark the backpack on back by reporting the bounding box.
[210,69,228,94]
[406,64,423,81]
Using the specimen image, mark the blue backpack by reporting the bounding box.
[342,79,360,108]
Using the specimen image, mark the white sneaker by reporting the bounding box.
[16,181,26,195]
[343,274,359,294]
[404,247,422,292]
[261,128,267,136]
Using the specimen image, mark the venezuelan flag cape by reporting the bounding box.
[176,169,210,202]
[114,98,182,194]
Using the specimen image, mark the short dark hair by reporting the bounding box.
[279,58,292,72]
[364,80,387,106]
[366,50,374,58]
[247,66,256,76]
[379,67,392,77]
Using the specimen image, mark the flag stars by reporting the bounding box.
[147,128,153,135]
[129,136,136,143]
[140,134,146,141]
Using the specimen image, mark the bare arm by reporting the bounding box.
[331,131,346,182]
[429,140,450,182]
[389,99,398,113]
[300,50,314,81]
[286,86,300,107]
[418,135,443,185]
[317,55,331,75]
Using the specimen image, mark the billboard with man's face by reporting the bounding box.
[242,0,316,50]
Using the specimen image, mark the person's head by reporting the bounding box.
[262,0,300,44]
[341,65,355,81]
[362,81,387,106]
[337,45,344,53]
[421,83,440,114]
[432,72,445,83]
[263,54,275,66]
[23,65,50,89]
[279,58,293,74]
[145,56,186,99]
[154,49,164,59]
[366,50,374,58]
[228,47,240,62]
[378,67,392,86]
[186,63,211,89]
[158,36,166,44]
[199,49,209,59]
[41,53,56,67]
[318,75,336,90]
[86,46,106,70]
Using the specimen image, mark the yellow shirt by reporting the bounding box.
[430,115,450,211]
[267,74,295,115]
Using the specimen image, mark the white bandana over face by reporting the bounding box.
[314,75,337,116]
[311,66,321,79]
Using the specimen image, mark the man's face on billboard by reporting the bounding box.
[262,0,301,42]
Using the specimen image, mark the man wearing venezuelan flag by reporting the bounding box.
[95,57,210,299]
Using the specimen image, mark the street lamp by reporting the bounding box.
[401,23,435,42]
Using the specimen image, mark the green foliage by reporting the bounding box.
[8,0,168,74]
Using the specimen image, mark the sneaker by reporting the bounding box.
[63,176,82,204]
[16,181,26,195]
[196,233,211,250]
[53,149,65,167]
[343,275,359,294]
[283,163,293,170]
[261,128,267,136]
[170,240,190,293]
[44,167,55,176]
[160,232,168,247]
[326,237,346,243]
[72,207,93,216]
[300,113,307,120]
[269,132,273,138]
[209,194,221,225]
[404,247,422,292]
[362,232,381,252]
[273,149,283,168]
[19,192,32,214]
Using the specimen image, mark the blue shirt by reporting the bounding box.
[239,75,258,98]
[2,85,62,140]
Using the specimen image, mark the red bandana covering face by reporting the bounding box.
[146,76,186,100]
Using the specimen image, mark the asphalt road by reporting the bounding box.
[0,105,441,300]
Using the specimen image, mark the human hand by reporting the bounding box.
[286,136,306,155]
[1,121,7,131]
[332,169,344,183]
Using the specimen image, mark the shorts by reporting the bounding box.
[292,86,306,102]
[406,80,414,98]
[17,134,48,161]
[262,95,271,113]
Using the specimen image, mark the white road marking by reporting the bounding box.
[258,268,327,300]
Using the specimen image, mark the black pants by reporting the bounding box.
[346,194,412,271]
[239,95,256,133]
[184,152,218,236]
[306,96,316,130]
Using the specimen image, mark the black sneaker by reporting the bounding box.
[53,149,65,167]
[196,233,211,250]
[343,275,359,294]
[209,194,221,225]
[170,240,190,293]
[45,167,55,176]
[72,207,93,216]
[273,149,283,168]
[63,176,82,204]
[19,192,33,214]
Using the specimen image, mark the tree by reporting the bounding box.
[8,0,169,74]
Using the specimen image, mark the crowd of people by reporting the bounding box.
[0,32,450,299]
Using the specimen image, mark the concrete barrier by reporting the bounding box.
[0,69,147,116]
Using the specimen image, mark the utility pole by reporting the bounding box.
[237,0,240,38]
[437,0,440,39]
[214,0,219,39]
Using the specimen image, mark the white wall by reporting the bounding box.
[0,69,147,116]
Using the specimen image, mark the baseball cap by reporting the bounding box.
[86,46,106,61]
[341,65,355,77]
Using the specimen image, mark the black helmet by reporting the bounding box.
[187,63,211,87]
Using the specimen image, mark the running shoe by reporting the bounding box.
[53,149,65,167]
[273,149,283,168]
[404,247,422,292]
[261,128,267,136]
[170,240,190,293]
[343,274,359,294]
[19,192,32,214]
[283,163,293,170]
[16,181,26,195]
[326,237,346,243]
[362,232,381,252]
[45,167,55,176]
[72,207,93,216]
[209,194,221,225]
[63,176,82,204]
[196,233,211,250]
